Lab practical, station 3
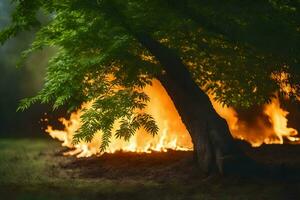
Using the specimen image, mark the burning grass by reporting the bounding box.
[0,138,300,199]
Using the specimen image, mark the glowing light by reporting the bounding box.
[264,97,298,144]
[46,80,193,157]
[46,79,299,157]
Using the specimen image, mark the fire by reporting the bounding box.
[46,80,193,157]
[264,97,299,144]
[46,80,299,157]
[212,96,299,147]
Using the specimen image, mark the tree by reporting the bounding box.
[1,0,299,174]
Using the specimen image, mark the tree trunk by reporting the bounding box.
[136,34,254,175]
[102,2,254,174]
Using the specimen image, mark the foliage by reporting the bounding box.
[1,0,299,150]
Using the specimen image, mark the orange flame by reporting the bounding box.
[264,97,299,144]
[46,80,299,157]
[46,80,193,157]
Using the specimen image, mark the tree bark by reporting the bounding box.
[136,34,254,175]
[101,2,255,175]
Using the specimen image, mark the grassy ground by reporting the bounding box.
[0,138,299,200]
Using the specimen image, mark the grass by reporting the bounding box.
[0,138,298,200]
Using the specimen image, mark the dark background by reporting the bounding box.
[0,0,63,137]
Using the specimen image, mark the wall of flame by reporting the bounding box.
[46,80,299,157]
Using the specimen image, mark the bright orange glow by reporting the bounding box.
[264,97,299,144]
[46,80,299,157]
[46,80,193,157]
[213,96,299,147]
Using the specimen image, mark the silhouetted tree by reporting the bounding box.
[1,0,299,174]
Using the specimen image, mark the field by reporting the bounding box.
[0,138,299,200]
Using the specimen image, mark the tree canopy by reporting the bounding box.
[1,0,299,150]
